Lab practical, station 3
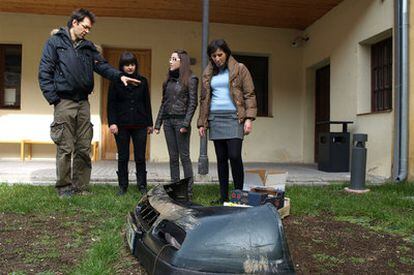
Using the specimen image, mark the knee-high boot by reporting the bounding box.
[136,171,147,194]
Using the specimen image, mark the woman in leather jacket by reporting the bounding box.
[197,39,257,204]
[154,50,198,198]
[107,52,153,195]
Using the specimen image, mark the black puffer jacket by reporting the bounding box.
[154,74,198,129]
[107,74,153,127]
[38,27,121,105]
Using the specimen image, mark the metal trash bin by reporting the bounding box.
[317,121,353,172]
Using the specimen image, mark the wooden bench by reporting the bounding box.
[23,140,99,161]
[0,140,99,161]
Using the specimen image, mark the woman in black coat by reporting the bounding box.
[107,52,153,195]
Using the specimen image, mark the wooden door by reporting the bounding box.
[314,65,330,162]
[101,48,152,160]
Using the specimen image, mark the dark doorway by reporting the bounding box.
[314,65,330,162]
[233,54,269,116]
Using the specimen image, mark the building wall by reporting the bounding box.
[0,0,396,179]
[0,12,303,162]
[301,0,394,178]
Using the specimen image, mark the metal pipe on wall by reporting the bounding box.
[394,0,409,182]
[198,0,209,175]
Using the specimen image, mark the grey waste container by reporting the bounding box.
[317,121,353,172]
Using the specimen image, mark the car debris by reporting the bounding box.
[126,179,295,274]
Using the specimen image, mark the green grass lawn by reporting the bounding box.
[288,183,414,237]
[1,182,413,274]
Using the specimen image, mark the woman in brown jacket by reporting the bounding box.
[198,39,257,204]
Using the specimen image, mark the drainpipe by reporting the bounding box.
[198,0,209,175]
[394,0,409,181]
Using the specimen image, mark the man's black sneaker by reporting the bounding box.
[58,189,74,199]
[72,188,92,196]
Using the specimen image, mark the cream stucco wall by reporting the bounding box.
[301,0,394,178]
[0,12,303,162]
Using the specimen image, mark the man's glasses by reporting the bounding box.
[169,57,180,62]
[80,23,91,31]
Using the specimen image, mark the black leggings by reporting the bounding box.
[213,138,244,201]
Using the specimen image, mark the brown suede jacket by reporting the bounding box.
[197,55,257,128]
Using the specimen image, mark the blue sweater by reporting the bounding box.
[210,69,236,111]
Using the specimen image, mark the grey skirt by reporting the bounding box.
[208,110,244,140]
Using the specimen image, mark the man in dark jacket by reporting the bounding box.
[38,8,139,197]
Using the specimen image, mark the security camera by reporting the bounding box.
[291,36,309,48]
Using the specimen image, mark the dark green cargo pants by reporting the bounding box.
[50,99,93,191]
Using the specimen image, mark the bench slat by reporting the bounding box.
[0,140,99,161]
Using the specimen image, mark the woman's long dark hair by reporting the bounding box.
[118,51,139,77]
[207,39,232,75]
[165,49,192,88]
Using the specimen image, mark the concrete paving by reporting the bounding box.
[0,159,386,187]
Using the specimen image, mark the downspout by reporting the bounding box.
[198,0,209,175]
[394,0,409,181]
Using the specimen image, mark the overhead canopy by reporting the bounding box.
[0,0,343,30]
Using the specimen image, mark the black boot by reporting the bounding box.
[187,177,194,200]
[136,171,147,195]
[116,171,128,196]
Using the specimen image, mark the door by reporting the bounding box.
[101,48,152,160]
[314,65,330,162]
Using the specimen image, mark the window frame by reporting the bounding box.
[371,37,392,112]
[0,44,22,110]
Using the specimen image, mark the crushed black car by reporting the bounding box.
[126,179,295,274]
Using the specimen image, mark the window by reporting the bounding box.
[233,54,269,116]
[371,37,392,112]
[0,44,22,109]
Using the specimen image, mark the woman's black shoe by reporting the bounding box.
[138,185,147,195]
[117,187,127,196]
